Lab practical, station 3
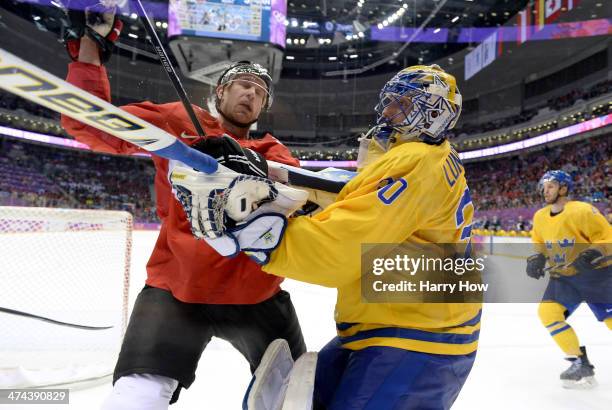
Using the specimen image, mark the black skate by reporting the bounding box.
[560,346,597,389]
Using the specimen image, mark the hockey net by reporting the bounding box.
[0,207,132,389]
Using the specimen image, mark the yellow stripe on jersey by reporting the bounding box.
[342,337,480,356]
[336,321,481,338]
[335,309,481,355]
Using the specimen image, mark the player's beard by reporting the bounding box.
[217,103,258,130]
[544,192,559,205]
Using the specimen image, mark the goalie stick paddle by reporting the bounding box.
[267,161,356,193]
[0,307,113,330]
[0,48,217,174]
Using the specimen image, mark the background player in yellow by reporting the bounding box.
[173,64,480,409]
[527,170,612,388]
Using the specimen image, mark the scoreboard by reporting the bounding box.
[168,0,287,48]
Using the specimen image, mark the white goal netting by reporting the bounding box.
[0,207,132,389]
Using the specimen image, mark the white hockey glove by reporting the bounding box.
[171,164,309,231]
[171,166,278,239]
[171,164,309,263]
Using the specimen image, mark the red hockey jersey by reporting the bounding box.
[61,62,299,304]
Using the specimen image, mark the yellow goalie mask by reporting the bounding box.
[357,65,462,170]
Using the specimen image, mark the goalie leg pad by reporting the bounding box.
[244,339,294,410]
[281,352,318,410]
[101,373,179,410]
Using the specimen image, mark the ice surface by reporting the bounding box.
[2,231,609,409]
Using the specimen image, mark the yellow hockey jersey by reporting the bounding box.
[531,201,612,275]
[263,140,481,355]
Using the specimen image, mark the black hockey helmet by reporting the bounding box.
[216,61,274,110]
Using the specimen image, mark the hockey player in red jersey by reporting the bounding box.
[59,4,305,408]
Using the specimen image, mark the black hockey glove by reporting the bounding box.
[526,253,546,279]
[63,0,123,63]
[191,134,268,178]
[572,248,603,273]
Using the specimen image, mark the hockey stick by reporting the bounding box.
[0,47,314,212]
[0,48,217,173]
[131,0,206,137]
[0,306,112,330]
[267,161,355,193]
[0,47,353,193]
[543,254,611,277]
[543,264,568,277]
[592,254,612,266]
[0,45,331,193]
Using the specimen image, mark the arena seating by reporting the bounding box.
[0,78,609,227]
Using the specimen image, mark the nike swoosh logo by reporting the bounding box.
[606,308,612,313]
[180,132,198,139]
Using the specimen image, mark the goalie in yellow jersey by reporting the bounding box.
[528,170,612,389]
[172,64,479,409]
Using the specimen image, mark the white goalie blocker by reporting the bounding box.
[244,339,318,410]
[169,164,311,238]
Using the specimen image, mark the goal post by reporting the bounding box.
[0,207,132,389]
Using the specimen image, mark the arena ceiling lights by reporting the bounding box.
[377,4,408,30]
